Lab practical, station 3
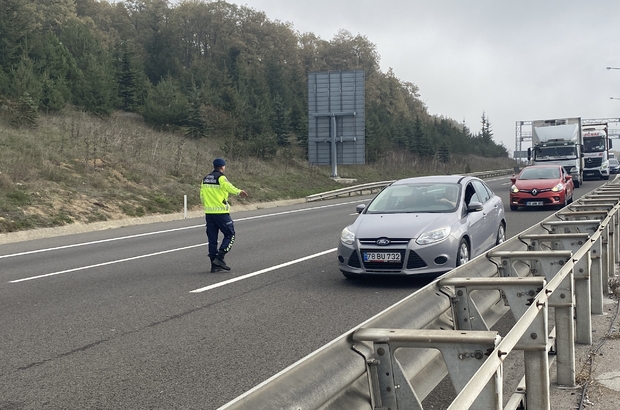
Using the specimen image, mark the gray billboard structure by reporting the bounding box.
[308,70,365,177]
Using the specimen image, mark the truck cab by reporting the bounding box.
[528,118,584,188]
[582,125,612,180]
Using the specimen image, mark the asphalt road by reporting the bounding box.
[0,176,607,410]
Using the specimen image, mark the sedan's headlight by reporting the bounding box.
[510,184,519,193]
[551,183,564,192]
[416,226,451,245]
[340,226,356,245]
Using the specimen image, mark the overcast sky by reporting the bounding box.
[231,0,620,154]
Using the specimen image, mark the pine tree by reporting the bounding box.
[480,111,493,143]
[413,118,434,157]
[142,77,189,129]
[437,141,450,163]
[184,86,206,138]
[10,92,39,128]
[272,93,290,146]
[116,42,137,112]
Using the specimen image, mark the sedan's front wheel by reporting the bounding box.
[496,224,506,245]
[456,238,470,267]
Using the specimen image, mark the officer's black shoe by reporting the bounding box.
[212,257,231,270]
[210,265,224,273]
[213,250,231,270]
[213,258,230,270]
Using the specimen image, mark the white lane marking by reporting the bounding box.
[9,244,206,283]
[190,248,337,293]
[0,200,366,260]
[0,226,199,259]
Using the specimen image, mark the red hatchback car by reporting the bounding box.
[509,165,574,211]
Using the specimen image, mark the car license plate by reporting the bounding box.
[363,252,401,262]
[526,201,543,206]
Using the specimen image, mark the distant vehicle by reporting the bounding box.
[337,175,506,279]
[528,117,583,187]
[609,158,620,174]
[509,165,574,211]
[582,124,612,180]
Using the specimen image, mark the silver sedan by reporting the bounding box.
[337,175,506,278]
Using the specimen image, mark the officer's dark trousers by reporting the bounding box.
[205,214,236,259]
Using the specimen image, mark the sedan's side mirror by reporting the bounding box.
[356,204,366,214]
[510,177,516,184]
[467,201,484,213]
[565,175,572,181]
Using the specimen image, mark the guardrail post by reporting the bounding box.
[440,277,550,410]
[520,233,592,345]
[566,202,618,265]
[610,210,620,264]
[441,277,546,331]
[602,224,610,294]
[590,235,605,315]
[353,329,501,410]
[488,250,575,387]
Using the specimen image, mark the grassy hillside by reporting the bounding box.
[0,109,516,234]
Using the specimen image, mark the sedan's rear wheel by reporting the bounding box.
[456,238,470,267]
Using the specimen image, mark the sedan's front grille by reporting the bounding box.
[406,250,427,269]
[348,251,361,268]
[518,188,551,194]
[358,238,411,245]
[363,260,404,270]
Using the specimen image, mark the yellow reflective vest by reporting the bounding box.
[200,171,242,214]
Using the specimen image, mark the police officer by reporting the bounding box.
[200,158,248,273]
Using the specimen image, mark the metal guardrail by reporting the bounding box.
[221,178,620,410]
[305,169,514,202]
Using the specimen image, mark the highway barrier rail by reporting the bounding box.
[220,178,620,410]
[305,169,514,202]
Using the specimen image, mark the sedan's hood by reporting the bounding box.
[354,213,455,239]
[515,179,560,190]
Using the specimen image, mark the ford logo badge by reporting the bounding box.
[376,238,390,246]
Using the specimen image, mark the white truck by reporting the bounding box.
[528,117,584,187]
[582,123,612,180]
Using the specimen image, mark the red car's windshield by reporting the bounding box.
[519,168,560,180]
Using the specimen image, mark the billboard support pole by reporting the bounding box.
[331,115,338,177]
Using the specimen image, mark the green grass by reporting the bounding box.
[0,108,517,234]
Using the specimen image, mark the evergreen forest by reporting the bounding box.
[0,0,508,161]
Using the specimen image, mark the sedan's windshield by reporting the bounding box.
[519,167,560,180]
[366,183,460,213]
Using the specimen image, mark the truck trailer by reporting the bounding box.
[528,117,584,187]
